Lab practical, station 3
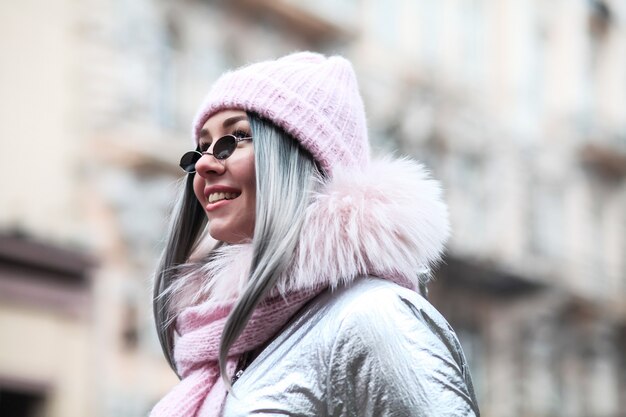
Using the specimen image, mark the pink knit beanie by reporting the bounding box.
[192,51,370,175]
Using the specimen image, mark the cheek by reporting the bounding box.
[242,152,256,186]
[192,174,205,204]
[236,156,256,230]
[243,163,257,209]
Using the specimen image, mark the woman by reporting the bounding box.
[151,52,480,416]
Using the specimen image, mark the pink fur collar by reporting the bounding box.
[167,156,450,313]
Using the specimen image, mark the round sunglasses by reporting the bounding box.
[179,134,253,173]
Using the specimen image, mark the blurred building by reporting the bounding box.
[0,234,93,417]
[0,0,625,416]
[393,1,626,416]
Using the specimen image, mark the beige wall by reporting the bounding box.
[357,0,626,302]
[0,0,84,244]
[0,304,90,417]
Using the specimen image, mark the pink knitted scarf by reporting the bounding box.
[149,289,319,417]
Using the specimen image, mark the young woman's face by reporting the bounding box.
[193,109,256,244]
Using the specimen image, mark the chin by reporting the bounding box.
[208,224,254,244]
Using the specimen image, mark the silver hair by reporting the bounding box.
[153,173,206,374]
[152,112,321,381]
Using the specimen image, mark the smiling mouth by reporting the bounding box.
[207,191,240,204]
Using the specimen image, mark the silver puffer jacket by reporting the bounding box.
[224,278,479,416]
[173,157,480,415]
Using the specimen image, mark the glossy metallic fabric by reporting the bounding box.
[223,278,480,416]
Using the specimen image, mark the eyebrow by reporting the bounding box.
[198,115,248,140]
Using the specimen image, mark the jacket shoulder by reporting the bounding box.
[321,277,480,416]
[323,277,450,333]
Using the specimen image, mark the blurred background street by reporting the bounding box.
[1,0,625,416]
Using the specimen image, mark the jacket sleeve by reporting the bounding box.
[325,287,479,417]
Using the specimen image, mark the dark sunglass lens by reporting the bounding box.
[213,136,237,160]
[179,151,200,172]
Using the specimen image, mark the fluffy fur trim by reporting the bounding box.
[167,156,450,312]
[286,156,449,291]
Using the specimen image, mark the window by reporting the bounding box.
[0,388,46,417]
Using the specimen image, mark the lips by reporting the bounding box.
[203,185,241,210]
[208,191,239,203]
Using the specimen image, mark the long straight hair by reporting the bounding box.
[153,172,206,373]
[153,112,321,378]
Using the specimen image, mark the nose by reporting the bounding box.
[194,152,225,177]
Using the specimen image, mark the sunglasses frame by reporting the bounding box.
[179,134,253,173]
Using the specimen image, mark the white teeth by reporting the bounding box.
[208,192,239,203]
